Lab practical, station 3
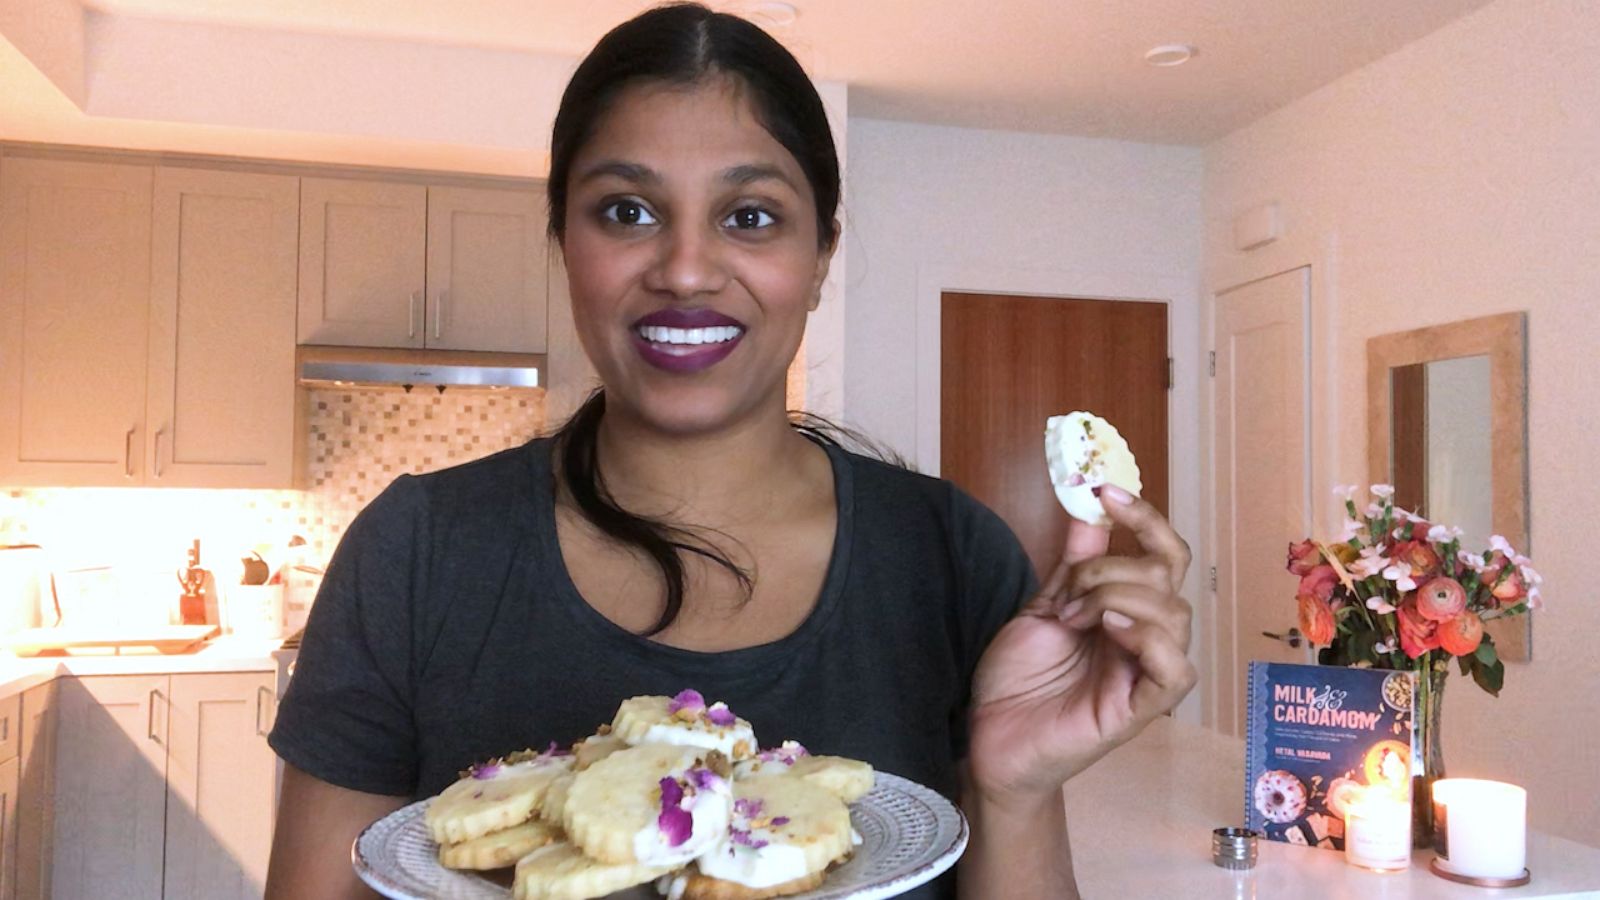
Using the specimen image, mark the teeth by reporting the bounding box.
[637,325,743,345]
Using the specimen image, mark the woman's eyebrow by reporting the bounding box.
[576,160,660,186]
[721,164,797,191]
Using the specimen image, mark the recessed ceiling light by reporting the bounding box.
[1145,44,1197,67]
[747,1,799,28]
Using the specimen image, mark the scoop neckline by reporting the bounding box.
[529,433,855,680]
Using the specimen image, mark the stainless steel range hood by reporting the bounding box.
[297,346,544,393]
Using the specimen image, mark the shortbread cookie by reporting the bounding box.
[1044,411,1142,526]
[438,818,560,870]
[692,774,853,893]
[572,730,628,771]
[679,869,827,900]
[784,755,875,804]
[512,842,672,900]
[538,772,574,823]
[731,741,810,780]
[426,750,574,845]
[612,690,757,760]
[563,743,733,867]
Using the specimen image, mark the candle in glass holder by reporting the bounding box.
[1344,787,1411,871]
[1432,779,1526,879]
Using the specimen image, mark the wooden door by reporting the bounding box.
[0,754,16,900]
[941,293,1169,576]
[0,158,152,486]
[297,177,426,348]
[14,682,54,900]
[148,167,300,488]
[163,672,277,900]
[425,185,548,353]
[49,676,168,899]
[1214,268,1312,736]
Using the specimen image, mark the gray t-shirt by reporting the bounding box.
[270,434,1036,896]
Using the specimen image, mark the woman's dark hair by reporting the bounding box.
[546,3,854,637]
[547,2,839,250]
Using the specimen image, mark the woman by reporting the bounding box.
[265,5,1195,898]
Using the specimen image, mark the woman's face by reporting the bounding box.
[560,75,834,436]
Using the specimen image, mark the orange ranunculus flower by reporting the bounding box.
[1298,593,1337,646]
[1287,539,1323,576]
[1438,610,1485,657]
[1298,565,1339,602]
[1397,598,1442,659]
[1391,539,1442,578]
[1416,577,1467,622]
[1491,567,1525,604]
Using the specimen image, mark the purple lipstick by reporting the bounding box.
[631,308,746,373]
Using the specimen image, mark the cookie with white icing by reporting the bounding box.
[1044,411,1142,526]
[611,690,757,761]
[686,773,854,898]
[425,748,574,845]
[512,841,672,900]
[562,743,733,867]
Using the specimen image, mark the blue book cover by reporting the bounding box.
[1244,662,1417,851]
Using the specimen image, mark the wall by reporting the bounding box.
[843,117,1206,719]
[0,388,542,626]
[1203,0,1599,845]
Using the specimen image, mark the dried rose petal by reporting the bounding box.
[668,689,706,715]
[757,741,809,764]
[706,702,737,727]
[470,763,502,780]
[770,816,790,826]
[734,798,764,819]
[657,776,693,847]
[688,768,726,793]
[730,828,768,850]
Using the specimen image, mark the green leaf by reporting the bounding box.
[1475,640,1499,667]
[1349,630,1378,664]
[1471,657,1505,696]
[1457,655,1472,676]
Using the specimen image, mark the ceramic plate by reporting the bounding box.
[353,772,968,900]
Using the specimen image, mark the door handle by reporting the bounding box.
[255,685,274,737]
[147,688,164,744]
[153,427,166,478]
[409,291,420,339]
[1262,627,1305,649]
[124,427,136,478]
[433,290,447,340]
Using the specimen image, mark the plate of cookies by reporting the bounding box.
[353,690,969,900]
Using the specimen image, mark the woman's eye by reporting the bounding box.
[724,207,775,230]
[601,200,658,227]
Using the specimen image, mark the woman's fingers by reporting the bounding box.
[1059,583,1192,650]
[1098,486,1192,591]
[1021,515,1110,617]
[1066,555,1173,601]
[1096,617,1198,723]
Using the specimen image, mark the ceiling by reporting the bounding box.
[66,0,1498,145]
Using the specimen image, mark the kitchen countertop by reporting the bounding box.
[0,635,283,698]
[1064,717,1600,898]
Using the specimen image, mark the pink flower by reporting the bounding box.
[1371,484,1396,499]
[1427,524,1464,544]
[668,689,706,716]
[1416,577,1467,622]
[1397,599,1442,658]
[1298,565,1339,602]
[1286,539,1323,576]
[1381,564,1417,593]
[1366,596,1398,615]
[1438,611,1485,657]
[657,777,693,847]
[1351,548,1389,579]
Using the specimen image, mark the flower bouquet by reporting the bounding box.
[1285,484,1542,846]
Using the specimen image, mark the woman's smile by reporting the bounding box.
[631,307,747,373]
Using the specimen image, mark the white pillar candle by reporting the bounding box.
[1432,779,1526,878]
[1344,788,1411,871]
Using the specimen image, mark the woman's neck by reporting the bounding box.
[591,399,822,525]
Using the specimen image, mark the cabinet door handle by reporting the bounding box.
[1,715,9,743]
[433,291,447,340]
[256,685,274,737]
[124,427,136,478]
[153,427,166,478]
[409,291,420,339]
[147,688,164,745]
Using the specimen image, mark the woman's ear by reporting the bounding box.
[808,220,841,311]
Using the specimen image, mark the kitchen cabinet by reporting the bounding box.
[147,166,299,488]
[14,681,54,900]
[0,158,299,488]
[0,157,153,486]
[298,176,548,353]
[0,690,20,900]
[42,672,277,900]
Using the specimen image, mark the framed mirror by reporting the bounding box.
[1366,312,1530,661]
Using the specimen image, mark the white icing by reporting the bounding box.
[1044,412,1142,526]
[655,872,689,900]
[631,783,732,868]
[695,839,811,889]
[639,722,756,759]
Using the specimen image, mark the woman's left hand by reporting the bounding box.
[966,485,1197,809]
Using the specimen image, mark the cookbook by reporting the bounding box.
[1244,662,1417,851]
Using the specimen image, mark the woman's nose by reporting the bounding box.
[644,224,729,299]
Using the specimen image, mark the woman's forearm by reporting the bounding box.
[956,787,1079,900]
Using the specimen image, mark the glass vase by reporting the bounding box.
[1411,663,1448,850]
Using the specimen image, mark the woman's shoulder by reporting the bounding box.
[833,443,1011,537]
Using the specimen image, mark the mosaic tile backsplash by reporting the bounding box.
[0,388,546,618]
